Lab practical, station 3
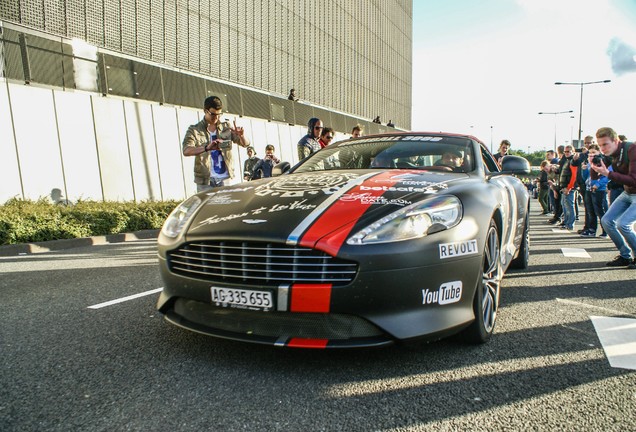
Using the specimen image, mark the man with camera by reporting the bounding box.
[182,96,250,192]
[580,144,609,238]
[250,144,280,179]
[591,127,636,268]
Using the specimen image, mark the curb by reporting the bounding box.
[0,229,160,257]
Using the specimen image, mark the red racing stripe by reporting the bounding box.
[287,338,329,349]
[290,283,332,313]
[298,170,404,253]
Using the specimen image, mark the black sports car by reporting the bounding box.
[157,133,530,348]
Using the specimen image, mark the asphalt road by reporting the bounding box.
[1,199,635,431]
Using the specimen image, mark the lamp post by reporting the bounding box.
[555,80,611,147]
[538,110,574,152]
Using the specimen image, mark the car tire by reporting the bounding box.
[462,219,501,344]
[509,212,529,269]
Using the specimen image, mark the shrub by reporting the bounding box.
[0,199,178,245]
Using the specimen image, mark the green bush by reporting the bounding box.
[0,198,178,245]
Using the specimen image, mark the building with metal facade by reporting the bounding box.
[1,0,412,127]
[0,1,412,202]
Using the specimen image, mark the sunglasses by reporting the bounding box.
[325,135,334,140]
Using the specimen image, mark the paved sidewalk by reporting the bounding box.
[0,229,159,257]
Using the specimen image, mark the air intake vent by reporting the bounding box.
[167,241,358,286]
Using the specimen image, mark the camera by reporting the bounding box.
[592,155,604,167]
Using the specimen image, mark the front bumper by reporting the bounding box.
[157,250,482,348]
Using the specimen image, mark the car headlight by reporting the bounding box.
[346,195,462,245]
[161,195,203,238]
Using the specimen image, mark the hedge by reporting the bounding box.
[0,199,179,245]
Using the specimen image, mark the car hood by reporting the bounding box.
[185,169,468,255]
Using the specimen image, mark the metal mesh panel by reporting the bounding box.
[187,0,199,70]
[269,95,290,123]
[65,0,87,39]
[136,0,151,59]
[204,80,241,115]
[135,61,164,102]
[241,89,270,119]
[162,68,205,108]
[43,0,67,35]
[23,34,66,87]
[175,0,189,68]
[19,0,42,30]
[149,0,165,62]
[121,0,137,55]
[218,22,230,80]
[228,28,238,82]
[103,54,136,97]
[330,113,346,135]
[293,103,314,128]
[208,4,220,77]
[0,0,20,21]
[198,10,210,74]
[316,106,334,126]
[85,0,105,46]
[164,0,177,65]
[103,0,121,51]
[3,40,25,81]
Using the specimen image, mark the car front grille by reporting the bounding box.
[166,241,358,286]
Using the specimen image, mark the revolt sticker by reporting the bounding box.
[422,281,463,305]
[439,240,478,259]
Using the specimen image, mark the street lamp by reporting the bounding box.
[555,79,611,147]
[538,110,574,152]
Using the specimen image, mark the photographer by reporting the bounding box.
[250,144,280,179]
[183,96,250,191]
[591,127,636,268]
[580,144,609,238]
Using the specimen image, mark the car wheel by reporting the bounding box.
[509,213,529,269]
[462,219,501,344]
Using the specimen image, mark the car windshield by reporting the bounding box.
[293,135,475,173]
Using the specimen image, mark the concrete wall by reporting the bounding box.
[0,79,337,203]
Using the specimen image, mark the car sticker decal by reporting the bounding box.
[290,283,332,313]
[422,281,463,305]
[286,172,378,245]
[294,171,403,252]
[286,338,329,349]
[439,240,478,259]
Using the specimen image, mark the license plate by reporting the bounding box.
[210,287,273,311]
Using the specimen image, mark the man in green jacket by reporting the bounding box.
[182,96,250,192]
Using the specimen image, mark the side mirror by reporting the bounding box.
[500,155,531,175]
[272,161,291,177]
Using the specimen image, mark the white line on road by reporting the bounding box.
[556,298,636,318]
[87,288,163,309]
[561,248,591,258]
[591,316,636,370]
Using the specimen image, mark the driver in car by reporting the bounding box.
[437,150,464,168]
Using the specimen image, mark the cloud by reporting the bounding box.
[607,38,636,75]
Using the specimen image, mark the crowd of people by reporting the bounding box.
[535,128,636,269]
[179,96,636,270]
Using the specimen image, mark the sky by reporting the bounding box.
[410,0,636,153]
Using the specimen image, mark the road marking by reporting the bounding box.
[556,298,636,317]
[87,287,163,309]
[561,248,591,258]
[590,316,636,371]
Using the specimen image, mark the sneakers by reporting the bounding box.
[606,256,632,267]
[580,230,596,238]
[598,233,608,239]
[547,218,559,225]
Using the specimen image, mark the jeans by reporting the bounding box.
[561,190,576,229]
[601,192,636,259]
[590,190,608,234]
[538,188,549,213]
